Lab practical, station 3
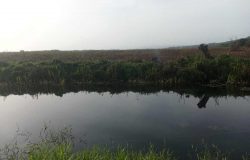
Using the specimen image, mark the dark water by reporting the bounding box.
[0,85,250,158]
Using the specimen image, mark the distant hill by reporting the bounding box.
[171,36,250,49]
[208,36,250,48]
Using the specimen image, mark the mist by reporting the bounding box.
[0,0,249,51]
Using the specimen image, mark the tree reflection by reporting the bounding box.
[0,84,248,103]
[197,95,210,109]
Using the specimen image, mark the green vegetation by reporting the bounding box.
[3,143,250,160]
[0,125,176,160]
[1,126,249,160]
[27,145,176,160]
[2,137,250,160]
[0,55,249,87]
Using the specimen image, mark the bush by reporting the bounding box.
[0,56,249,86]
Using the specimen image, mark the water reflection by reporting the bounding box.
[197,95,210,108]
[0,83,249,102]
[0,84,249,159]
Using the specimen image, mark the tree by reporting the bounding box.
[199,44,212,59]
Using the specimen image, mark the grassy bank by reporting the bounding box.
[3,142,250,160]
[27,145,176,160]
[2,126,249,160]
[0,54,249,87]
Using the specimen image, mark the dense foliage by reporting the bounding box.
[0,55,249,86]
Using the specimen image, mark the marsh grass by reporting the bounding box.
[0,55,249,87]
[242,154,250,160]
[190,144,230,160]
[0,125,249,160]
[27,144,176,160]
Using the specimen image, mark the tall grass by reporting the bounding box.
[0,125,176,160]
[191,144,229,160]
[1,126,249,160]
[27,144,176,160]
[0,55,249,87]
[3,140,250,160]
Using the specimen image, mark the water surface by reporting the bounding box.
[0,87,250,158]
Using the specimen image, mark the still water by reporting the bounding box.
[0,87,250,158]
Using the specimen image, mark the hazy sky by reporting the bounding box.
[0,0,249,51]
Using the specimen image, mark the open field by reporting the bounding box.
[0,40,249,87]
[0,47,249,63]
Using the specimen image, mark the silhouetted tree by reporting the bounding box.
[199,44,212,59]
